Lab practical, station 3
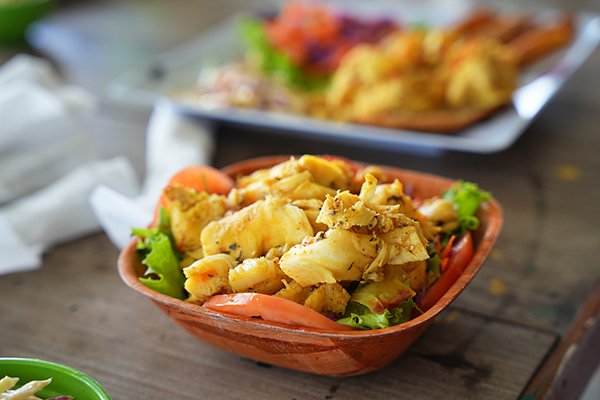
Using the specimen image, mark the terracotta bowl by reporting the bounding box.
[118,155,503,376]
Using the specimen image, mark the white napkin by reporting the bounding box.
[0,54,141,275]
[90,99,215,249]
[0,157,139,274]
[0,54,97,204]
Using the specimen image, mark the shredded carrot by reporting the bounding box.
[433,235,442,254]
[440,235,456,259]
[440,257,450,272]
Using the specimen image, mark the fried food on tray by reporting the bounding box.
[181,2,575,133]
[326,30,518,132]
[453,8,533,43]
[453,8,575,67]
[325,9,574,132]
[508,15,574,67]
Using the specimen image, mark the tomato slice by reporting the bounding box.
[419,231,475,311]
[204,293,354,331]
[152,166,234,225]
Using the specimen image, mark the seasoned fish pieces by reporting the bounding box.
[228,155,353,207]
[201,196,314,261]
[184,254,237,303]
[326,29,518,131]
[229,257,287,294]
[165,185,228,258]
[279,229,378,286]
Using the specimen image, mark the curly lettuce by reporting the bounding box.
[443,180,492,235]
[337,299,421,330]
[132,209,186,299]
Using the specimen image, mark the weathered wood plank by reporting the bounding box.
[522,278,600,400]
[0,1,598,398]
[0,235,556,400]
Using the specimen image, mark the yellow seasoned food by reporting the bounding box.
[229,257,287,294]
[279,228,378,286]
[201,196,314,261]
[165,185,228,260]
[303,283,351,315]
[445,39,517,109]
[274,281,351,315]
[326,29,517,122]
[184,254,236,303]
[418,197,460,233]
[228,155,353,207]
[162,155,464,320]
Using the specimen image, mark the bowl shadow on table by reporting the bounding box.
[118,155,503,377]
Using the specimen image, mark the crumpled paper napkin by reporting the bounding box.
[90,99,215,250]
[0,54,140,275]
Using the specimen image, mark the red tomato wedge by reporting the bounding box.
[152,166,234,225]
[204,293,354,331]
[420,231,475,311]
[266,1,340,66]
[165,165,234,195]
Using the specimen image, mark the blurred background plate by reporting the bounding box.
[107,0,600,154]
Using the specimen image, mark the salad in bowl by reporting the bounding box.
[127,155,497,325]
[133,155,493,329]
[119,155,502,375]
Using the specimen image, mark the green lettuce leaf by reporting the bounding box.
[133,209,186,299]
[337,299,421,330]
[426,250,442,287]
[443,180,492,235]
[238,18,329,91]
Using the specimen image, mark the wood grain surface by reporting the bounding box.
[0,234,556,400]
[1,0,599,399]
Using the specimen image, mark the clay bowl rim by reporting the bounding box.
[118,155,503,339]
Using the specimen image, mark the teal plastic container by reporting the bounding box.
[0,358,111,399]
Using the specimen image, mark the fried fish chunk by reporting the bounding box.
[165,185,228,259]
[201,196,314,261]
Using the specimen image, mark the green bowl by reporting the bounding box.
[0,358,111,399]
[0,0,54,43]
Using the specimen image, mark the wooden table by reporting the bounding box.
[1,1,599,399]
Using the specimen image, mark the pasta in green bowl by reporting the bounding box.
[0,358,110,400]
